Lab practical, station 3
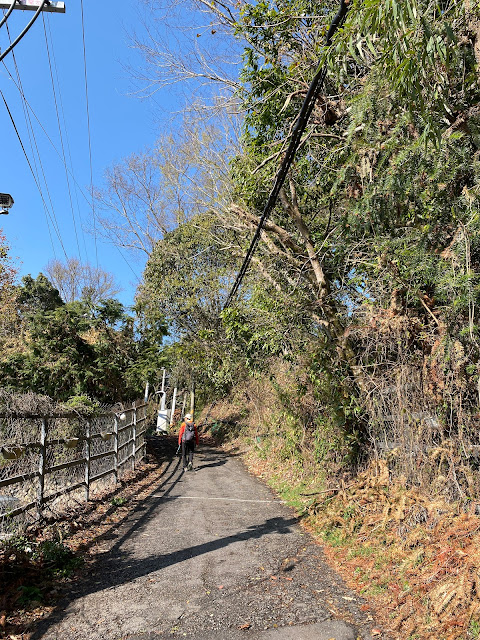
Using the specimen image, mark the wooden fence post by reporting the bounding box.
[132,402,137,471]
[85,420,91,501]
[113,414,118,483]
[37,417,47,518]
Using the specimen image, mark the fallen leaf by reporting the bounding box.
[238,623,251,630]
[218,585,224,589]
[372,630,382,636]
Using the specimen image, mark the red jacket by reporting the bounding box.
[178,421,199,445]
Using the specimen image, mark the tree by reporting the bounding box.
[131,0,243,115]
[17,273,64,314]
[1,272,168,403]
[0,230,18,339]
[45,258,121,304]
[93,120,239,259]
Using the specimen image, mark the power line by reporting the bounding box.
[224,0,350,309]
[79,0,99,269]
[1,56,141,283]
[3,18,65,257]
[1,89,68,258]
[42,12,83,260]
[0,0,16,30]
[2,16,56,257]
[1,59,93,213]
[45,14,90,263]
[0,0,47,63]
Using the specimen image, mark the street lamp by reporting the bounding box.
[0,193,14,215]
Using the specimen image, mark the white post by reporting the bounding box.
[161,368,166,397]
[113,415,119,483]
[85,420,91,501]
[156,369,168,434]
[144,381,150,404]
[132,402,137,471]
[37,417,47,518]
[169,387,178,428]
[180,392,187,420]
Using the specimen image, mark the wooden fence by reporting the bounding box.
[0,403,148,534]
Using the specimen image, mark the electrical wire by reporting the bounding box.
[0,0,16,30]
[224,0,350,309]
[1,4,140,288]
[2,59,91,209]
[0,0,47,63]
[3,18,64,257]
[1,56,141,283]
[79,0,99,270]
[1,89,68,258]
[42,13,83,260]
[46,14,90,262]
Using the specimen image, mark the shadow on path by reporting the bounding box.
[30,441,297,640]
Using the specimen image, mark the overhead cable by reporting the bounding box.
[1,89,68,258]
[224,0,350,309]
[1,56,140,286]
[0,1,16,30]
[43,13,83,260]
[0,0,47,63]
[2,59,91,209]
[4,20,64,256]
[45,14,90,262]
[79,0,99,270]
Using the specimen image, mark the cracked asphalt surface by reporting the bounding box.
[32,439,378,640]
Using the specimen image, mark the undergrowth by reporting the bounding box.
[203,385,480,640]
[241,448,480,640]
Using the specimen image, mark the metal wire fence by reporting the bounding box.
[0,402,148,535]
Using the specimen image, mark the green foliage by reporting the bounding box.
[127,0,480,483]
[62,395,102,416]
[0,272,168,403]
[17,585,43,606]
[17,273,63,314]
[36,540,83,577]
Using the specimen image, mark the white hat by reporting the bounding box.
[185,413,192,420]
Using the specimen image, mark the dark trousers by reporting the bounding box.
[182,440,195,468]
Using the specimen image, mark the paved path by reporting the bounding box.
[33,440,377,640]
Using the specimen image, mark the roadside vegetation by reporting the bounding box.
[2,0,480,637]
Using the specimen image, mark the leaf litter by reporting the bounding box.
[305,459,480,640]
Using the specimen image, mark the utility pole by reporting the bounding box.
[0,1,66,65]
[0,1,65,12]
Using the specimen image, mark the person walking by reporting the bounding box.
[178,413,199,471]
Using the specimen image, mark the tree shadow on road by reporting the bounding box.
[29,441,298,640]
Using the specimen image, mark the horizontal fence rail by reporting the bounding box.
[0,402,149,534]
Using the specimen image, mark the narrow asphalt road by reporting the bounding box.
[32,439,378,640]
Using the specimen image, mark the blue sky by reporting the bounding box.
[0,0,165,307]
